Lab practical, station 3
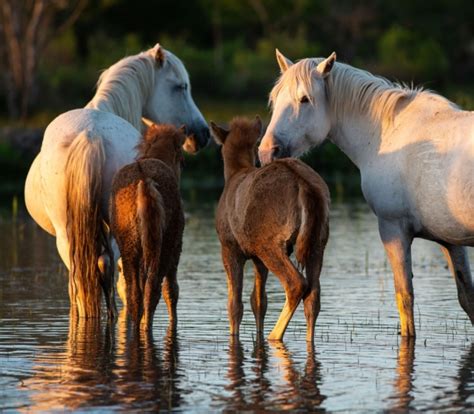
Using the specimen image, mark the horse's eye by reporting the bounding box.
[299,95,309,104]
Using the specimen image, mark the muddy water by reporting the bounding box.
[1,201,474,412]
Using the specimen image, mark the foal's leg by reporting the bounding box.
[116,257,127,307]
[378,220,415,337]
[141,271,163,330]
[251,258,268,335]
[162,266,180,328]
[222,245,245,336]
[260,248,307,341]
[303,249,325,343]
[440,244,474,325]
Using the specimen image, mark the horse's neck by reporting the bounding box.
[223,154,255,182]
[330,113,382,169]
[85,76,148,132]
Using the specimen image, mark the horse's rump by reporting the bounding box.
[278,159,330,267]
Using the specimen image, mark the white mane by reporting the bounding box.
[269,58,452,129]
[86,48,189,131]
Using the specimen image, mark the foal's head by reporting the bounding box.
[210,116,263,177]
[137,123,186,178]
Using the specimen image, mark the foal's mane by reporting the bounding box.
[227,117,260,147]
[86,47,189,131]
[136,124,183,160]
[270,58,452,128]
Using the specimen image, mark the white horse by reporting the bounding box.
[259,50,474,336]
[24,44,210,319]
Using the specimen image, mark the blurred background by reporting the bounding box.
[0,0,473,202]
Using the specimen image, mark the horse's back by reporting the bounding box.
[111,159,181,223]
[38,108,141,227]
[221,159,329,250]
[366,104,474,244]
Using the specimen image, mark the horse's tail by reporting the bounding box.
[65,132,114,318]
[283,160,330,269]
[136,178,165,322]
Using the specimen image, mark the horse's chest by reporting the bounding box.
[360,166,409,220]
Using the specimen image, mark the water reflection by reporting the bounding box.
[221,338,325,411]
[115,310,181,411]
[22,310,181,412]
[389,337,416,411]
[451,342,474,410]
[23,312,115,411]
[269,341,326,411]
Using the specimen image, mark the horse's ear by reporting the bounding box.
[254,115,263,137]
[316,51,336,78]
[210,121,229,145]
[152,43,166,67]
[276,49,293,73]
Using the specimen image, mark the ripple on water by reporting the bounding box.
[1,203,474,412]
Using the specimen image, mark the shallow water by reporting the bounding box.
[1,201,474,412]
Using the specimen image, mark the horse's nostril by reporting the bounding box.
[271,145,281,159]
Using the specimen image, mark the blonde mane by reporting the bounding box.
[86,48,189,131]
[269,58,451,129]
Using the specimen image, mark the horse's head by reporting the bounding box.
[211,116,263,179]
[139,123,186,180]
[258,50,337,165]
[143,44,210,154]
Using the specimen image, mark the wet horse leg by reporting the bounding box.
[440,244,474,325]
[303,248,325,343]
[222,245,245,336]
[141,271,162,330]
[162,266,180,328]
[116,257,127,307]
[251,258,268,335]
[260,248,307,341]
[378,219,415,337]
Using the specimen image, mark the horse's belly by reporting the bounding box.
[24,153,55,235]
[414,147,474,244]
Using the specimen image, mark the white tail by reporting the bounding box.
[65,132,114,318]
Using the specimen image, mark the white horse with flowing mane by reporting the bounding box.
[24,44,210,319]
[259,50,474,336]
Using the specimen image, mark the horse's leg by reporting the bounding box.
[440,244,474,325]
[162,267,179,328]
[378,219,415,337]
[222,245,245,336]
[303,248,324,343]
[260,248,307,341]
[55,230,82,314]
[250,258,268,335]
[116,257,127,307]
[141,272,163,331]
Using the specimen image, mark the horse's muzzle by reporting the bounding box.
[258,144,290,165]
[182,126,210,154]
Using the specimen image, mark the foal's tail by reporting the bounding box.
[284,160,330,269]
[65,132,114,319]
[136,178,166,313]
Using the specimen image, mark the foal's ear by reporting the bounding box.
[254,115,263,137]
[210,121,230,145]
[276,49,293,73]
[152,43,166,67]
[316,52,336,78]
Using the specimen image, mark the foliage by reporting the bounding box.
[0,0,473,197]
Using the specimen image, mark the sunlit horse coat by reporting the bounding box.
[259,50,474,336]
[24,44,209,318]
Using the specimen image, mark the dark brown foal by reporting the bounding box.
[212,116,330,342]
